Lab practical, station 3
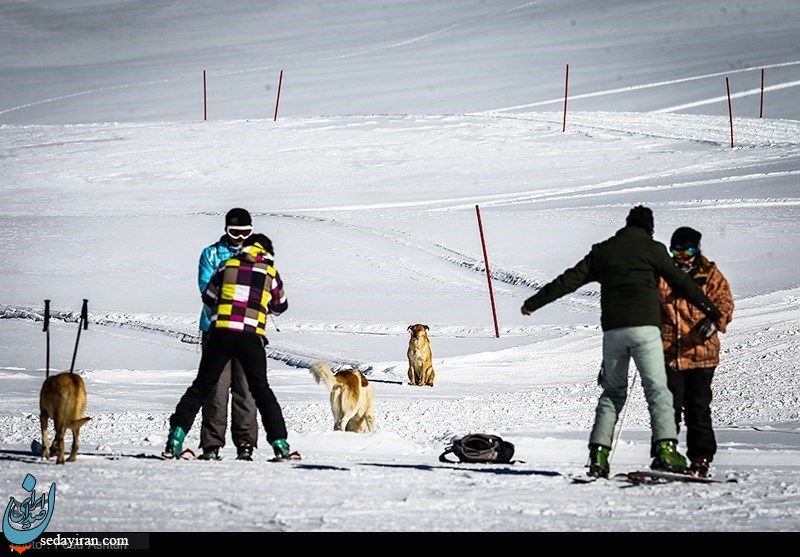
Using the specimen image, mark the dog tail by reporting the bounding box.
[309,361,337,392]
[71,417,91,429]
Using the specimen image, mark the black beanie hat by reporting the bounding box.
[225,207,252,228]
[670,226,702,249]
[243,233,274,255]
[626,205,654,235]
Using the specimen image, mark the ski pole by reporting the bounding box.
[69,299,89,373]
[609,368,638,468]
[43,299,50,378]
[269,313,280,332]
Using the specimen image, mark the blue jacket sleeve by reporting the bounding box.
[202,267,222,309]
[198,245,217,294]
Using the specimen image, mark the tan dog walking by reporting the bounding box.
[39,299,91,464]
[407,324,435,387]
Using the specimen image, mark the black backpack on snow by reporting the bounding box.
[438,433,516,464]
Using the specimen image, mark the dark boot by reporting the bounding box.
[689,458,711,478]
[197,446,221,461]
[236,443,254,461]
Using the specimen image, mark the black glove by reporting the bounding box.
[695,318,718,340]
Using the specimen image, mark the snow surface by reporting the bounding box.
[1,0,800,538]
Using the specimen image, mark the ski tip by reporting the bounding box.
[156,448,196,461]
[570,473,601,484]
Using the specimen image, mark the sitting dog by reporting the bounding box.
[40,371,91,464]
[407,323,435,387]
[309,361,375,433]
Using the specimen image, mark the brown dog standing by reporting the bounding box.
[40,371,91,464]
[309,361,376,433]
[407,324,435,387]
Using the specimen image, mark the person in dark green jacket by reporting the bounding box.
[520,206,723,478]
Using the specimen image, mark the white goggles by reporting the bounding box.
[226,226,253,239]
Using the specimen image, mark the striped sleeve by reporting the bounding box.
[268,270,288,316]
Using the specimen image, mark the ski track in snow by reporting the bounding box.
[0,301,596,374]
[3,286,799,447]
[485,60,800,114]
[176,111,800,214]
[259,210,601,300]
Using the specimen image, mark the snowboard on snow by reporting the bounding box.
[571,468,738,484]
[621,469,737,484]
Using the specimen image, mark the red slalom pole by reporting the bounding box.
[562,63,569,133]
[760,68,765,118]
[274,69,283,122]
[203,70,207,121]
[475,205,500,338]
[726,77,734,148]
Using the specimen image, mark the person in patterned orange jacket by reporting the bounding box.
[659,226,734,478]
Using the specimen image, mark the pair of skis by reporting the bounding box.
[154,448,302,462]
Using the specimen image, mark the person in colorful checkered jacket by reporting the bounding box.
[163,232,294,461]
[196,207,259,462]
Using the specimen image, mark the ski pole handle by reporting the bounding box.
[44,299,51,377]
[81,299,89,329]
[70,299,89,373]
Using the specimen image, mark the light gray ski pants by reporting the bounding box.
[589,325,677,448]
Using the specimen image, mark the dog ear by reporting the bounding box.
[408,325,413,332]
[424,324,429,330]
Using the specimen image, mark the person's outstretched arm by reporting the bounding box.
[522,253,593,315]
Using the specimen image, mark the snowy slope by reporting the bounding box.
[1,0,799,536]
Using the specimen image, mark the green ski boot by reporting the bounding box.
[588,444,610,478]
[651,439,688,473]
[271,438,291,460]
[162,426,186,459]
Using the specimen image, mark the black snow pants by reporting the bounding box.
[199,331,258,451]
[170,330,287,444]
[666,365,717,462]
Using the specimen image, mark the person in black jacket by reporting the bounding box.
[520,206,723,478]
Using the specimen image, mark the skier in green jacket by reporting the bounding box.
[521,206,723,478]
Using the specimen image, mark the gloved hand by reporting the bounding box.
[521,305,533,316]
[695,317,718,339]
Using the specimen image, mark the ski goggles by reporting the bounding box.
[226,226,253,239]
[670,246,697,258]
